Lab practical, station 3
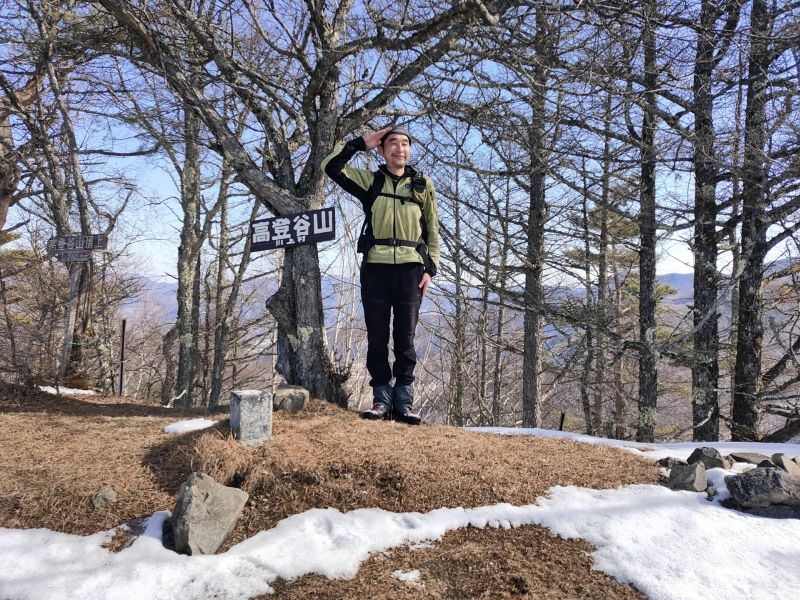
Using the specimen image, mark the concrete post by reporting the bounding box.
[230,389,272,447]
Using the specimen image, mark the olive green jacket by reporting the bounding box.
[322,138,440,276]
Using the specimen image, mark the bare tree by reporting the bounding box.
[95,0,512,406]
[731,0,799,440]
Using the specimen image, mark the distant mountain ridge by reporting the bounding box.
[128,270,701,319]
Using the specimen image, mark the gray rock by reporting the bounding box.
[687,447,731,470]
[230,389,272,447]
[725,467,800,508]
[274,384,309,413]
[91,485,118,510]
[669,462,707,492]
[728,452,771,465]
[772,454,800,477]
[706,484,718,500]
[657,457,688,469]
[171,472,248,555]
[738,504,800,519]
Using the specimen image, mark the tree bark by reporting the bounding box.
[451,164,466,426]
[268,242,348,406]
[492,182,511,426]
[732,0,771,441]
[478,209,492,425]
[209,183,259,407]
[160,326,178,406]
[636,0,658,442]
[521,6,550,429]
[581,189,596,435]
[598,91,614,438]
[172,89,202,407]
[522,121,546,429]
[0,117,19,239]
[691,0,720,441]
[208,175,230,408]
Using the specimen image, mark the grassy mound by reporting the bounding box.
[0,383,658,598]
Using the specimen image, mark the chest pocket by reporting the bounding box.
[406,175,428,207]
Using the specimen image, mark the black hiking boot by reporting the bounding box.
[361,384,393,420]
[394,404,422,425]
[361,402,391,420]
[392,385,422,425]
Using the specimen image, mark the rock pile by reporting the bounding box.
[660,447,800,517]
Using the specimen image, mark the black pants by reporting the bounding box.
[360,263,423,387]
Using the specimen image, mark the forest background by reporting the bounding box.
[1,0,798,443]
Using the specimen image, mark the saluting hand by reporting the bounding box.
[362,127,393,150]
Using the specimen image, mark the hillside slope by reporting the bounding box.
[0,384,660,598]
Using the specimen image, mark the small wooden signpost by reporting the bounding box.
[48,233,109,379]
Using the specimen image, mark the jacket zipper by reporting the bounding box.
[392,177,397,263]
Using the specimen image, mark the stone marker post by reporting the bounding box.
[230,389,272,446]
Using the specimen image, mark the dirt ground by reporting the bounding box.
[0,383,660,599]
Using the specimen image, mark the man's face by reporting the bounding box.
[378,133,411,170]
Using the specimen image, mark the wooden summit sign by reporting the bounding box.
[47,234,108,262]
[250,207,335,251]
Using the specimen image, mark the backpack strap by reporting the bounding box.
[357,171,385,254]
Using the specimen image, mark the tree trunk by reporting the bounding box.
[0,261,28,383]
[636,0,659,442]
[268,242,348,406]
[209,185,259,407]
[522,123,546,429]
[581,190,596,435]
[0,118,19,238]
[209,178,229,407]
[691,0,720,441]
[59,262,90,380]
[732,0,771,441]
[522,7,550,428]
[200,263,213,404]
[597,91,612,437]
[477,213,492,425]
[728,41,746,424]
[173,102,201,407]
[451,168,466,426]
[611,241,628,439]
[190,220,202,405]
[94,266,117,393]
[492,183,511,426]
[161,326,178,406]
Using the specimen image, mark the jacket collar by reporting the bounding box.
[379,164,417,180]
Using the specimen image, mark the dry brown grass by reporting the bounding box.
[268,526,645,599]
[0,383,660,599]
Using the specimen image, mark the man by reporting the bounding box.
[322,126,440,425]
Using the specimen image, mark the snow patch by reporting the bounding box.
[38,386,98,396]
[468,427,800,461]
[392,569,421,583]
[163,419,217,434]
